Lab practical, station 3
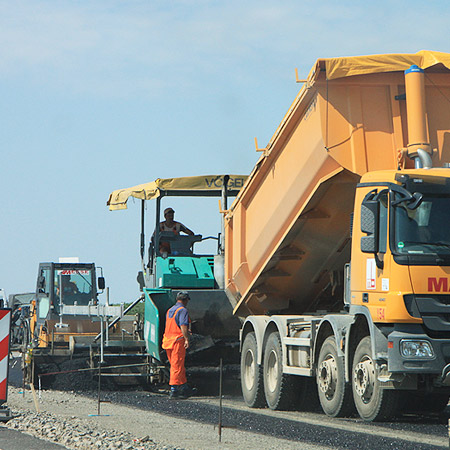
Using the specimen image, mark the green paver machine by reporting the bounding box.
[107,175,247,369]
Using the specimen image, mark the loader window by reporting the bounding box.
[38,268,51,295]
[37,268,51,319]
[54,269,94,309]
[38,296,50,319]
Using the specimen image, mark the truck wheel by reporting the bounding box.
[263,332,297,410]
[352,336,400,421]
[317,336,354,417]
[241,332,265,408]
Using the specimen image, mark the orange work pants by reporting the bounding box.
[166,338,187,386]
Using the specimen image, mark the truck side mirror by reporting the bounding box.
[360,199,379,253]
[98,277,105,290]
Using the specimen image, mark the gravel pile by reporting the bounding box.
[6,408,185,450]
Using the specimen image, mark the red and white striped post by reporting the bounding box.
[0,308,12,421]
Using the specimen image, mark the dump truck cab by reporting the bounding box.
[352,169,450,370]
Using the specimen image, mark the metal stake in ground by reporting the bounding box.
[218,358,223,443]
[97,363,101,416]
[87,363,110,417]
[22,351,25,399]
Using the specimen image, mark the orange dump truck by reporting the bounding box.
[225,51,450,421]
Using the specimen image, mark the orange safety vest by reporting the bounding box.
[162,306,185,350]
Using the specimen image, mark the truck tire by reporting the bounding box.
[241,332,265,408]
[263,332,297,410]
[317,336,354,417]
[352,336,400,421]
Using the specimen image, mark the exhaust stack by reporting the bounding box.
[404,65,432,169]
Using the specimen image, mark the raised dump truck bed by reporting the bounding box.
[225,51,450,318]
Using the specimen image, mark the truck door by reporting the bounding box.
[351,188,392,316]
[365,190,391,321]
[353,185,416,323]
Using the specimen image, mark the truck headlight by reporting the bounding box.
[400,340,434,358]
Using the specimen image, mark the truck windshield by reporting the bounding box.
[54,269,94,307]
[393,193,450,255]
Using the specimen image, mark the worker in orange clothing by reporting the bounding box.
[159,207,194,257]
[162,291,197,399]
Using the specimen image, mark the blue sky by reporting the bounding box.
[1,1,449,303]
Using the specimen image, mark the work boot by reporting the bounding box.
[169,387,180,399]
[178,384,197,399]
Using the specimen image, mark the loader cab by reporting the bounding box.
[35,262,103,322]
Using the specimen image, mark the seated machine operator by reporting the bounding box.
[159,207,194,257]
[55,277,79,297]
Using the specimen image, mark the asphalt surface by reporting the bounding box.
[94,390,449,450]
[0,426,67,449]
[5,353,450,450]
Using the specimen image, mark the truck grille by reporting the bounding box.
[404,294,450,335]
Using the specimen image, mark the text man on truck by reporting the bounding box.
[225,51,450,421]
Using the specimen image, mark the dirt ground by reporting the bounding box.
[5,386,332,450]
